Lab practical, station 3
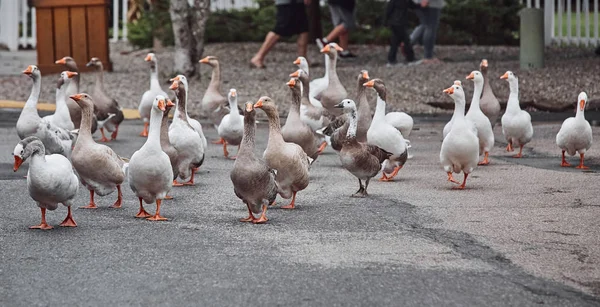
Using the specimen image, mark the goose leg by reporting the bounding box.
[223,141,229,158]
[453,173,469,190]
[513,144,524,158]
[352,179,365,197]
[135,197,152,218]
[212,137,225,144]
[59,206,77,227]
[228,145,240,160]
[379,172,389,181]
[253,204,269,224]
[109,185,123,208]
[382,165,402,181]
[147,199,168,221]
[140,122,149,137]
[506,141,513,152]
[30,208,53,230]
[99,128,110,142]
[560,150,571,167]
[80,190,98,209]
[281,191,297,209]
[478,152,490,165]
[447,172,460,184]
[111,125,119,140]
[317,141,327,154]
[363,178,371,196]
[575,153,589,169]
[240,203,256,222]
[183,169,195,186]
[172,180,184,187]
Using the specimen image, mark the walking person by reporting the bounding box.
[315,0,358,58]
[250,0,311,68]
[385,0,421,66]
[410,0,444,64]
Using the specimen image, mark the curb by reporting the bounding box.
[0,100,141,119]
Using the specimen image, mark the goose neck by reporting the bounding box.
[345,109,358,140]
[77,104,95,141]
[160,110,171,147]
[506,80,521,112]
[470,79,483,110]
[147,108,163,147]
[150,68,161,89]
[208,63,221,91]
[373,95,387,120]
[452,97,466,120]
[263,107,284,143]
[240,114,257,152]
[25,75,41,109]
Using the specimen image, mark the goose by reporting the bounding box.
[334,99,392,197]
[254,96,312,209]
[556,92,593,169]
[479,59,501,128]
[442,81,477,139]
[217,89,244,159]
[70,93,127,209]
[290,69,328,153]
[169,78,205,186]
[293,56,324,109]
[86,57,124,142]
[128,95,175,221]
[138,53,169,137]
[500,71,533,158]
[230,102,278,223]
[13,136,79,229]
[384,112,414,159]
[440,82,479,189]
[319,43,347,117]
[43,71,77,131]
[281,78,321,161]
[171,75,208,150]
[199,56,229,137]
[364,79,408,181]
[16,65,75,158]
[160,98,178,199]
[300,45,331,106]
[466,70,495,165]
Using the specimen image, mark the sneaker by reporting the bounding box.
[315,38,326,50]
[339,51,357,58]
[406,59,423,66]
[386,62,398,68]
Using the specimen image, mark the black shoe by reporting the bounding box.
[339,51,357,58]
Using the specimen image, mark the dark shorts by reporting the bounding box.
[273,3,309,37]
[329,4,356,31]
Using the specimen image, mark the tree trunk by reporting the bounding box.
[169,0,210,77]
[307,0,322,41]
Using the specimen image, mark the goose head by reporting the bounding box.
[169,75,188,91]
[334,99,357,113]
[480,59,488,73]
[22,65,41,80]
[289,69,309,84]
[57,71,78,89]
[227,89,238,108]
[358,70,370,84]
[85,57,103,70]
[13,136,44,171]
[55,56,78,71]
[578,92,588,112]
[254,96,276,112]
[145,53,157,69]
[199,56,218,67]
[286,78,301,93]
[293,57,309,74]
[443,81,466,103]
[69,93,94,110]
[500,71,517,83]
[320,43,343,57]
[153,95,174,112]
[466,70,484,84]
[363,78,386,100]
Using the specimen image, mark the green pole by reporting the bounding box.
[519,8,545,69]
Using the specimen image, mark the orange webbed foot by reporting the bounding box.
[30,223,53,230]
[252,216,268,224]
[512,153,523,158]
[560,161,571,167]
[98,137,110,142]
[452,185,466,190]
[172,180,184,187]
[576,165,589,169]
[147,215,168,221]
[80,203,98,209]
[140,131,148,137]
[317,141,327,154]
[135,208,152,218]
[59,208,77,227]
[164,195,174,200]
[240,216,255,222]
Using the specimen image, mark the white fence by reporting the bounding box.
[0,0,36,51]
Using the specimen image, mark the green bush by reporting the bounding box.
[127,0,173,49]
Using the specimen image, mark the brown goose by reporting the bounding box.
[70,93,127,209]
[230,102,278,224]
[254,96,312,209]
[199,56,229,141]
[318,43,347,117]
[55,56,98,133]
[480,59,501,128]
[334,99,392,197]
[281,78,320,162]
[86,57,124,142]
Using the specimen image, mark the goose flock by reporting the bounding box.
[12,43,593,229]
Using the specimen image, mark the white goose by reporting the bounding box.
[13,136,79,229]
[217,89,244,159]
[16,65,74,158]
[43,71,76,131]
[442,81,477,139]
[466,70,495,165]
[171,75,208,149]
[293,56,324,109]
[308,41,331,106]
[128,95,175,221]
[139,53,169,137]
[364,79,408,181]
[500,71,533,158]
[556,92,593,169]
[440,82,479,189]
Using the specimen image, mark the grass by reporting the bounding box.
[554,12,600,38]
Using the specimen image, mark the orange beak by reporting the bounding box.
[320,45,330,53]
[70,94,83,101]
[167,99,175,107]
[254,99,263,109]
[287,79,296,88]
[362,71,369,79]
[169,76,180,82]
[144,54,152,62]
[55,58,67,65]
[66,71,78,78]
[500,72,509,79]
[289,70,300,77]
[580,99,585,111]
[231,91,236,97]
[157,99,166,111]
[22,65,33,75]
[466,72,474,80]
[443,86,454,94]
[481,59,488,67]
[13,156,23,172]
[293,58,301,65]
[245,102,253,112]
[199,56,210,63]
[169,81,179,90]
[363,80,375,87]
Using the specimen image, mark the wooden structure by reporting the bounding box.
[33,0,112,75]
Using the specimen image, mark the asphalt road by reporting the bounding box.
[1,112,599,306]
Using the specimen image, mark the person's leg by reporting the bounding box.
[387,25,401,64]
[410,9,426,45]
[422,8,441,60]
[339,32,349,50]
[296,32,309,57]
[325,24,348,43]
[398,24,415,62]
[251,31,280,68]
